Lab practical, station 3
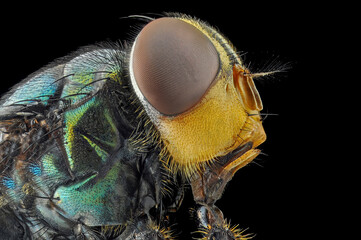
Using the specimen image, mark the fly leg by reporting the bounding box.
[189,147,258,240]
[116,214,175,240]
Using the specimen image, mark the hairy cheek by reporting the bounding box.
[157,82,248,165]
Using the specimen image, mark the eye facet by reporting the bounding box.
[131,17,219,115]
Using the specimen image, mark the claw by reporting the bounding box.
[195,206,254,240]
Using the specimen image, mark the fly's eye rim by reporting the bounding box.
[129,17,220,116]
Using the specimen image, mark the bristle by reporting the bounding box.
[195,219,255,240]
[148,222,177,239]
[101,224,125,237]
[223,220,255,240]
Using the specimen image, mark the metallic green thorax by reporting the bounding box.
[0,45,165,239]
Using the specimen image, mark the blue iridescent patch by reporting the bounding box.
[2,177,15,189]
[29,164,42,176]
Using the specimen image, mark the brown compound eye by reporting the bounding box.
[131,17,220,115]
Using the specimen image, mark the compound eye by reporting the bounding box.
[131,17,219,115]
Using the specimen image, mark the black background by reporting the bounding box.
[1,2,337,239]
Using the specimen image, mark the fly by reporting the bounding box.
[0,13,275,239]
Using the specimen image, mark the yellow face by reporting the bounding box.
[130,14,267,177]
